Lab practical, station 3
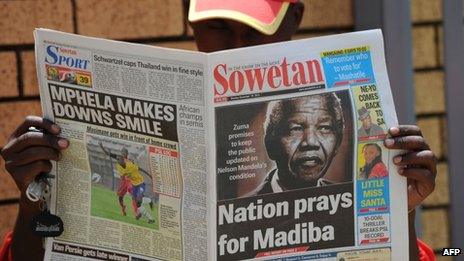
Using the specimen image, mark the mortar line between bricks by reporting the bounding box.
[71,0,78,33]
[434,25,440,67]
[412,21,443,27]
[0,36,197,50]
[15,51,24,97]
[414,66,444,72]
[122,35,195,44]
[416,112,447,118]
[0,44,34,52]
[438,117,446,163]
[422,204,450,210]
[0,96,40,103]
[0,198,19,206]
[182,0,189,37]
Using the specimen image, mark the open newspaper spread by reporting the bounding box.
[34,28,408,261]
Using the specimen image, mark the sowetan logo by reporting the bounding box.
[213,58,324,96]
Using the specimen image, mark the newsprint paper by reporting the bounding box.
[34,28,408,261]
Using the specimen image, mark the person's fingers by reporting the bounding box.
[393,150,437,175]
[407,181,422,210]
[384,135,429,150]
[10,116,60,138]
[398,167,435,194]
[388,125,422,137]
[7,147,61,166]
[3,132,68,154]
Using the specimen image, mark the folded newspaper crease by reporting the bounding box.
[34,28,408,261]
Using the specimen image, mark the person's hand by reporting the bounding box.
[384,125,437,210]
[1,116,69,195]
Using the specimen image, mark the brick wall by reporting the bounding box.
[0,0,450,258]
[411,0,452,259]
[0,0,189,242]
[0,0,354,243]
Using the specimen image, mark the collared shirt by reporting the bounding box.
[270,170,333,192]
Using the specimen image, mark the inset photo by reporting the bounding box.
[357,142,389,180]
[86,135,159,230]
[352,84,387,141]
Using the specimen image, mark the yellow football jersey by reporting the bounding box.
[116,159,144,186]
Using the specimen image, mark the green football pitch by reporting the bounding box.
[91,185,159,230]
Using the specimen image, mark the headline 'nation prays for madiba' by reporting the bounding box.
[217,193,353,255]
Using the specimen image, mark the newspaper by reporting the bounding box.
[34,28,408,261]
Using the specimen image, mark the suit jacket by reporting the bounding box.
[249,169,278,196]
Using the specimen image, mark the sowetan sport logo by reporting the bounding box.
[45,45,90,70]
[44,44,93,87]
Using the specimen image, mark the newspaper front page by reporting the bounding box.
[35,29,208,261]
[34,29,407,261]
[208,30,407,261]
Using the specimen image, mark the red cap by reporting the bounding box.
[188,0,298,35]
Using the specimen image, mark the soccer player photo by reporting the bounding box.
[86,135,159,230]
